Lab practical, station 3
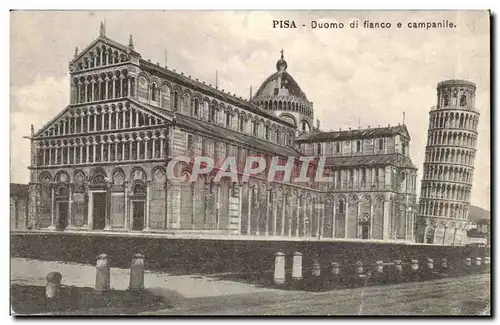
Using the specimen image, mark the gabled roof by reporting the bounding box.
[70,35,139,65]
[174,114,301,157]
[297,125,411,143]
[11,183,29,199]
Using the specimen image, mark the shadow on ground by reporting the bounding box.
[11,284,175,315]
[204,269,489,293]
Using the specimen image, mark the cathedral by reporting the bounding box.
[24,23,418,242]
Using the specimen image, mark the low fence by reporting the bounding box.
[11,232,489,277]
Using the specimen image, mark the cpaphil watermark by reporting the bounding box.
[166,155,332,184]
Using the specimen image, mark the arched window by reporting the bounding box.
[194,98,199,116]
[460,94,467,107]
[265,125,270,140]
[239,116,244,132]
[173,92,179,110]
[443,94,450,107]
[151,83,157,101]
[356,140,361,153]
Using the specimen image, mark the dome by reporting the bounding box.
[253,50,309,101]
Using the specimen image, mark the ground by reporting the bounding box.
[10,258,490,316]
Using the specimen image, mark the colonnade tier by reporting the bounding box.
[34,129,168,167]
[253,96,313,118]
[32,165,415,241]
[419,181,472,202]
[72,70,135,105]
[38,102,164,138]
[428,109,479,132]
[426,129,478,148]
[422,165,473,185]
[418,199,469,220]
[423,147,476,166]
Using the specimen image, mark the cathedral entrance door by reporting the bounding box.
[57,202,69,231]
[132,201,145,231]
[92,192,107,230]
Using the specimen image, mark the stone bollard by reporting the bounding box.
[394,259,403,282]
[353,261,366,286]
[129,253,145,291]
[273,252,286,285]
[311,258,321,277]
[483,257,490,273]
[464,257,472,274]
[46,271,62,299]
[425,258,434,279]
[440,258,448,275]
[410,259,420,280]
[375,261,384,275]
[95,254,110,293]
[475,257,482,267]
[331,262,341,276]
[292,252,303,281]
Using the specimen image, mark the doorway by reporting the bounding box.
[132,201,145,230]
[57,202,69,230]
[93,192,107,230]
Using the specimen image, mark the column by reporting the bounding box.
[105,78,109,99]
[255,189,260,235]
[383,199,390,239]
[318,201,323,238]
[127,78,131,97]
[68,185,73,227]
[48,185,56,230]
[265,189,270,236]
[91,81,95,102]
[370,202,374,239]
[84,81,88,103]
[73,144,77,164]
[442,226,447,245]
[144,181,151,231]
[272,194,277,236]
[281,194,286,236]
[295,196,300,237]
[124,181,129,230]
[112,77,116,99]
[345,200,349,238]
[191,183,195,230]
[332,201,336,238]
[144,137,149,160]
[104,181,112,231]
[247,186,252,235]
[238,184,243,234]
[120,76,124,98]
[85,143,90,163]
[159,135,165,158]
[357,200,361,238]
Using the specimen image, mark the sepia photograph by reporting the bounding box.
[9,10,491,316]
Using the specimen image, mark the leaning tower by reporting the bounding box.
[416,80,480,245]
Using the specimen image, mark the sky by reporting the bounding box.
[10,10,490,210]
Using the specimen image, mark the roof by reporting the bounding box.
[254,71,308,101]
[174,114,301,157]
[139,60,296,128]
[11,183,29,199]
[324,153,417,169]
[296,125,411,143]
[70,35,139,64]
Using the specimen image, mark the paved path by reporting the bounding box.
[10,258,283,300]
[11,258,490,315]
[144,273,491,315]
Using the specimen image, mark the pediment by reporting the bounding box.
[33,101,171,139]
[70,37,133,72]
